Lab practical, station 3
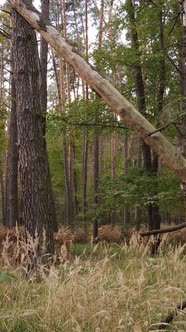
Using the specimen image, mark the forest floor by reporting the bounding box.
[0,226,186,331]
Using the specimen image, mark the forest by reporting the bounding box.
[0,0,186,331]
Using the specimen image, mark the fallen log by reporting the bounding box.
[140,222,186,237]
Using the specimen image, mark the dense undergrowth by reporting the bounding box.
[0,229,186,332]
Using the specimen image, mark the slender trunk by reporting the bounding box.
[82,129,88,225]
[0,161,6,226]
[6,62,18,227]
[92,0,104,237]
[73,143,79,216]
[148,2,166,231]
[82,0,89,228]
[40,0,58,232]
[111,128,116,226]
[181,1,186,158]
[123,133,130,224]
[128,0,161,230]
[93,133,99,239]
[60,0,74,226]
[0,44,8,227]
[40,0,49,138]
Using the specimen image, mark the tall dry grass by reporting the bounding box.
[0,235,186,331]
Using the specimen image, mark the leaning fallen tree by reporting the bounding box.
[8,0,186,233]
[8,0,186,184]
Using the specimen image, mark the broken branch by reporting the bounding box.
[140,222,186,237]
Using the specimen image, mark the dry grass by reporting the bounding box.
[0,238,186,331]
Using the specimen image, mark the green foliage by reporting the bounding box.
[97,169,183,219]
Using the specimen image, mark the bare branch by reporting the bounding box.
[0,9,11,15]
[0,28,10,39]
[140,222,186,237]
[166,54,182,75]
[169,10,182,36]
[146,112,186,136]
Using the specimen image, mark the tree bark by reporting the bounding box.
[0,161,6,226]
[6,61,18,227]
[123,133,130,225]
[40,0,58,232]
[8,0,186,183]
[12,2,56,271]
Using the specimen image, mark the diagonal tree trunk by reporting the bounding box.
[8,0,186,185]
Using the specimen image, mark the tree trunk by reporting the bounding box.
[0,161,6,226]
[40,0,49,138]
[6,60,18,227]
[40,0,58,232]
[93,133,99,239]
[82,128,88,226]
[123,133,130,224]
[82,0,90,228]
[127,0,161,230]
[181,1,186,159]
[12,2,56,272]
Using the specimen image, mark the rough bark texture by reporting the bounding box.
[12,3,56,268]
[6,66,18,227]
[8,0,186,182]
[40,0,58,232]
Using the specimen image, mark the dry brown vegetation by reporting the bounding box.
[0,226,185,331]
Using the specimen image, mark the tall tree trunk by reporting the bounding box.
[93,0,105,238]
[40,0,49,138]
[12,1,56,272]
[128,0,161,230]
[6,59,18,227]
[111,128,116,225]
[0,161,6,226]
[82,0,90,229]
[149,2,166,230]
[123,133,130,224]
[40,0,58,232]
[93,133,99,239]
[82,127,88,226]
[181,1,186,158]
[0,43,7,227]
